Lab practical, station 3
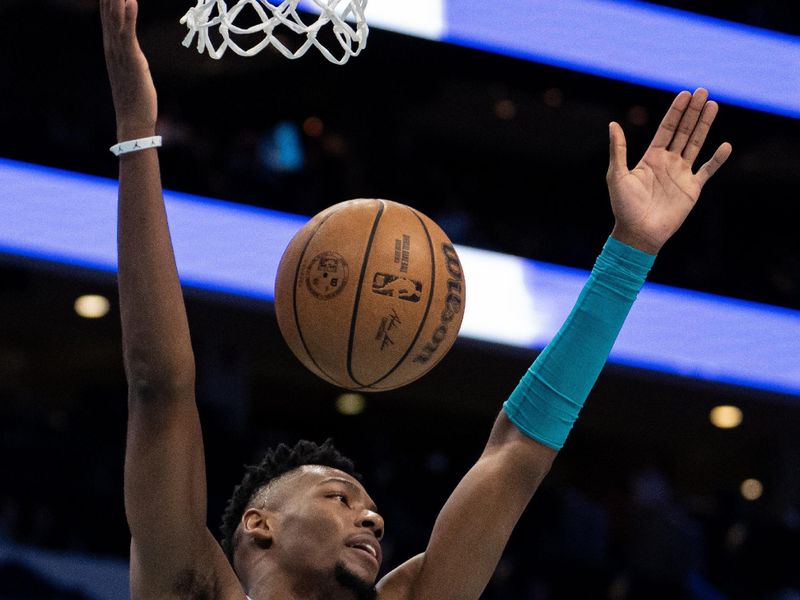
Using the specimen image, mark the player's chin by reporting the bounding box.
[344,556,379,583]
[336,556,379,589]
[334,562,378,600]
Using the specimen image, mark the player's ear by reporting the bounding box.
[242,508,275,549]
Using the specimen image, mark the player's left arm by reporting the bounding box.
[376,414,556,600]
[377,88,731,600]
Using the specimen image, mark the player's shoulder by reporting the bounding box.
[376,553,425,600]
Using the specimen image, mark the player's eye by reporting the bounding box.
[328,493,349,506]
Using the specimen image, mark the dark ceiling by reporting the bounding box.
[0,1,798,588]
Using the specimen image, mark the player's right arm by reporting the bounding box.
[101,1,240,597]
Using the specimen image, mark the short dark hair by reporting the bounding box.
[219,438,361,562]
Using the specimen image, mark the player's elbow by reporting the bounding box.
[125,355,196,404]
[495,441,555,491]
[485,413,558,486]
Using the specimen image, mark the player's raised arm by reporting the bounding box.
[378,89,731,600]
[101,1,239,597]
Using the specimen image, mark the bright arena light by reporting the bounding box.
[740,478,763,501]
[336,393,366,416]
[74,295,110,319]
[709,405,743,429]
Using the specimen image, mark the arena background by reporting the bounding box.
[0,1,798,598]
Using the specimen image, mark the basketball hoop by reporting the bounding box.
[180,0,369,64]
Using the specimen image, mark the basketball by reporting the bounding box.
[274,199,466,391]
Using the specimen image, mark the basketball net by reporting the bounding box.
[180,0,369,64]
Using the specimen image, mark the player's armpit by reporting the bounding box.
[129,529,244,600]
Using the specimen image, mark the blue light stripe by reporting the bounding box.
[438,0,800,118]
[2,157,799,397]
[0,158,307,300]
[297,0,799,117]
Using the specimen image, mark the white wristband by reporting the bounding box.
[109,136,162,156]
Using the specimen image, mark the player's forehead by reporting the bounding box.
[296,465,375,504]
[299,465,366,491]
[254,465,373,508]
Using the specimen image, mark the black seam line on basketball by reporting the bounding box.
[363,207,436,389]
[346,200,385,388]
[291,207,351,389]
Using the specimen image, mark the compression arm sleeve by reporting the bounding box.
[502,236,655,450]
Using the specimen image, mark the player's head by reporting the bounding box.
[220,439,383,598]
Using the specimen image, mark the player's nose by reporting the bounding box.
[357,508,384,540]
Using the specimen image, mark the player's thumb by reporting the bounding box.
[606,121,628,179]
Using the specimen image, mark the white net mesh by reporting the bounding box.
[180,0,369,64]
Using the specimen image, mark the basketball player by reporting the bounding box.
[101,0,732,598]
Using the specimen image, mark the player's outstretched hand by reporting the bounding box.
[607,88,732,254]
[100,0,158,141]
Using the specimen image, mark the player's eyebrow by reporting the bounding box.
[320,477,379,513]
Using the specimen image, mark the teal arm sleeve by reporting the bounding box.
[503,236,655,450]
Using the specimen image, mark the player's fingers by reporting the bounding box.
[103,0,123,30]
[124,0,139,33]
[682,100,719,165]
[101,0,129,43]
[99,0,111,32]
[650,90,692,149]
[696,142,732,187]
[607,121,628,177]
[667,88,708,154]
